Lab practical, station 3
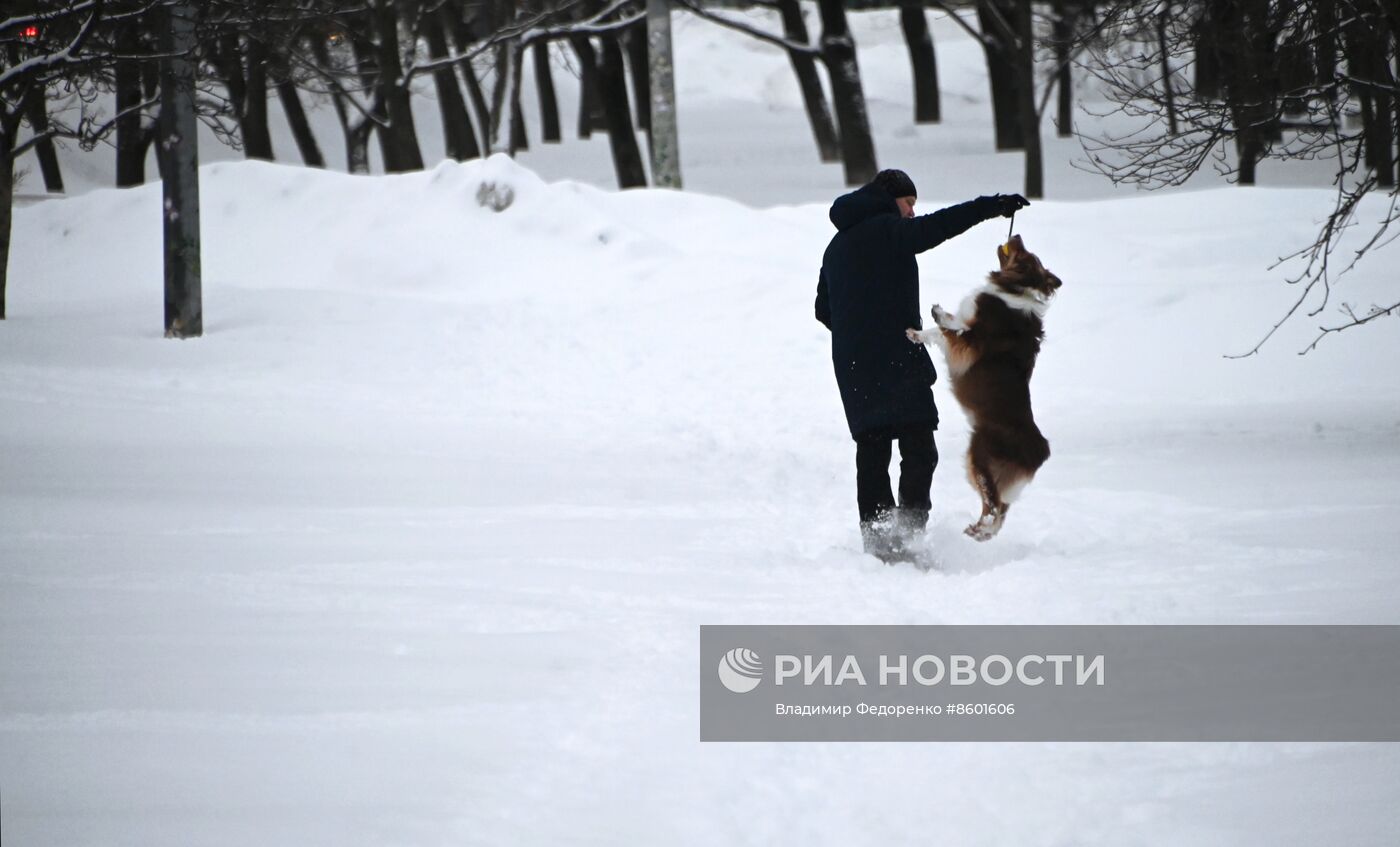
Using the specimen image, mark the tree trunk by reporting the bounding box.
[775,0,840,162]
[490,41,522,154]
[1052,0,1073,137]
[218,34,247,132]
[23,94,64,193]
[113,26,159,188]
[115,46,148,186]
[274,76,325,168]
[511,62,529,153]
[533,41,562,143]
[597,34,648,188]
[625,24,652,134]
[1158,4,1177,136]
[1011,0,1042,198]
[1278,31,1309,116]
[817,0,878,185]
[0,139,12,319]
[347,122,372,175]
[161,2,202,338]
[151,110,166,182]
[1194,0,1223,100]
[1365,35,1395,188]
[1217,0,1279,177]
[1314,0,1337,105]
[347,30,399,172]
[371,0,424,172]
[142,58,162,179]
[899,0,940,124]
[241,36,275,160]
[1359,89,1377,169]
[1236,137,1261,185]
[571,35,609,139]
[462,64,492,148]
[311,35,371,174]
[423,9,481,161]
[445,6,492,151]
[1375,95,1395,189]
[979,0,1024,150]
[647,0,682,188]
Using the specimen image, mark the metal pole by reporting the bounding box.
[646,0,682,189]
[161,0,202,338]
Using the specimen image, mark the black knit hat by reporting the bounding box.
[872,169,917,199]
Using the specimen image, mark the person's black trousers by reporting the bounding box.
[855,425,938,525]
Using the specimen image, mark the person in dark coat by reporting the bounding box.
[815,169,1028,559]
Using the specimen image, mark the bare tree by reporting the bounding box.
[1078,0,1400,351]
[899,0,940,124]
[932,1,1042,196]
[624,21,649,134]
[569,31,605,138]
[271,39,326,167]
[1049,0,1085,136]
[532,39,561,143]
[2,0,112,319]
[415,0,482,162]
[677,0,875,183]
[111,15,159,185]
[771,0,839,162]
[22,84,65,191]
[813,0,876,183]
[403,0,648,186]
[367,0,423,171]
[597,30,646,186]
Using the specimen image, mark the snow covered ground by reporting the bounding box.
[5,6,1400,847]
[6,154,1400,845]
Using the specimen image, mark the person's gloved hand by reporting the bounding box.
[990,193,1030,218]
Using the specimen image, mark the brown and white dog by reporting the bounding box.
[905,235,1062,541]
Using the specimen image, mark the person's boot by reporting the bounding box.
[861,512,913,563]
[895,507,930,547]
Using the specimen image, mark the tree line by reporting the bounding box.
[3,1,1397,346]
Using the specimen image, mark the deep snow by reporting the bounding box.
[4,154,1400,845]
[6,4,1400,845]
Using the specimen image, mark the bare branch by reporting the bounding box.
[673,0,819,56]
[0,0,105,89]
[1302,301,1400,353]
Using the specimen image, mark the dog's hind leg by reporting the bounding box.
[964,434,1008,542]
[974,458,1038,539]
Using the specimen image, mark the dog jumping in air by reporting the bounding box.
[905,235,1062,541]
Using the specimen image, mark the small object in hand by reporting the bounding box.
[996,193,1030,218]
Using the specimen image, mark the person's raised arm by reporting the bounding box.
[892,194,1029,254]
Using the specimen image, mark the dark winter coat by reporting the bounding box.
[816,186,1000,438]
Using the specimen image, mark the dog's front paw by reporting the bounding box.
[906,328,926,344]
[930,304,952,328]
